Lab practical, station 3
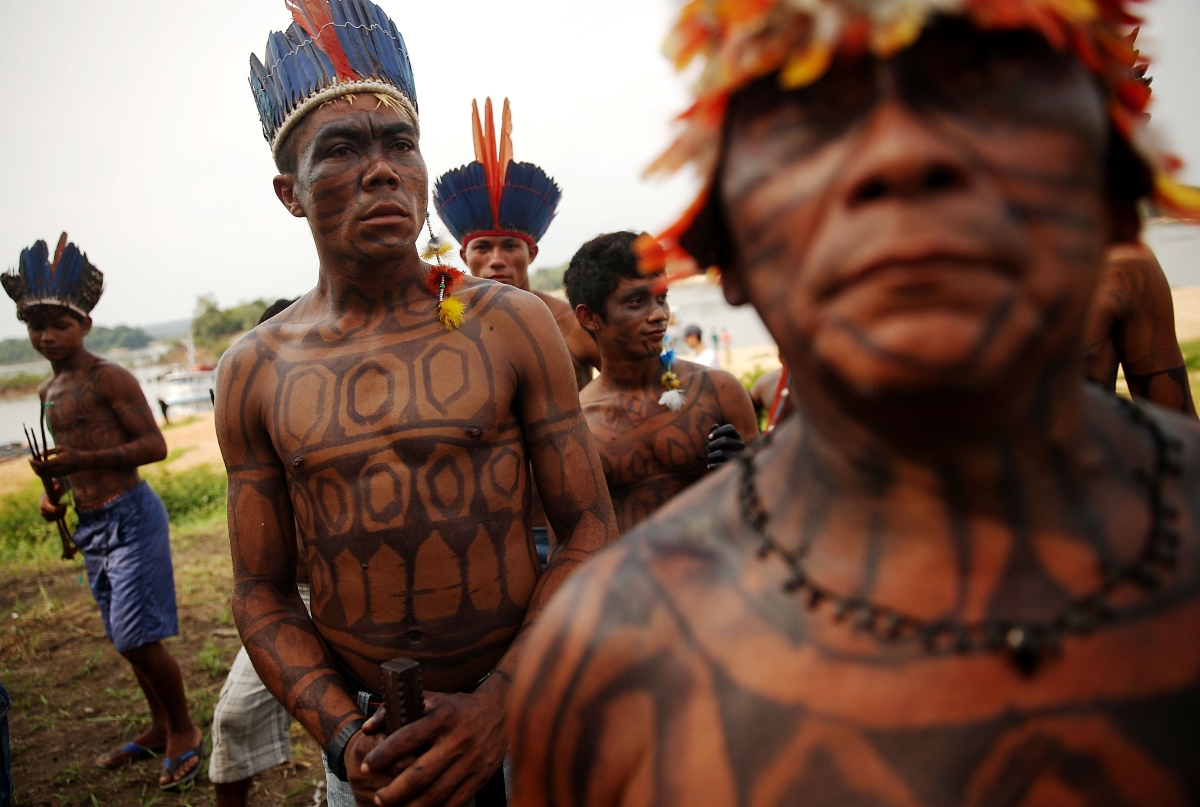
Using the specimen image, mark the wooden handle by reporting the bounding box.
[55,520,75,561]
[381,657,425,736]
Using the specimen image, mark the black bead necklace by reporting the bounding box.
[737,397,1185,675]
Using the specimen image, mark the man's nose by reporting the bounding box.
[362,150,401,189]
[837,101,971,211]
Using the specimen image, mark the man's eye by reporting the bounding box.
[393,140,414,152]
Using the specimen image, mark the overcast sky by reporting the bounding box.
[0,0,1197,340]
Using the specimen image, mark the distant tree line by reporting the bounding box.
[0,325,153,365]
[531,265,567,293]
[192,296,269,346]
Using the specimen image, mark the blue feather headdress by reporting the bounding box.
[434,99,562,247]
[2,234,104,321]
[250,0,418,158]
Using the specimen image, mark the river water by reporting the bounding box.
[0,361,176,448]
[2,220,1198,446]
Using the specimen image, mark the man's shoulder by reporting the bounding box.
[529,289,574,318]
[1101,241,1168,298]
[538,466,746,671]
[88,357,138,386]
[461,277,563,340]
[677,361,744,396]
[622,466,744,573]
[217,327,267,373]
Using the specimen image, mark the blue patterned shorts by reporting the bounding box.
[75,482,178,654]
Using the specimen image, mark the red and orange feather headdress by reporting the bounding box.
[637,0,1200,278]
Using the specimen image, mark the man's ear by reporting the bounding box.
[273,175,306,219]
[80,316,93,338]
[527,243,540,264]
[575,304,603,335]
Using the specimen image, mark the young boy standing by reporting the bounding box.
[2,235,203,791]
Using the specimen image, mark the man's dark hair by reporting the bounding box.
[565,232,646,319]
[258,298,298,326]
[274,134,299,176]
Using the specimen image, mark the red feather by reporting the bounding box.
[51,233,68,273]
[425,266,465,295]
[484,99,502,226]
[286,0,355,81]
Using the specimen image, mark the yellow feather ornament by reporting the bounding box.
[438,295,466,331]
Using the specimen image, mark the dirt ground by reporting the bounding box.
[0,521,325,806]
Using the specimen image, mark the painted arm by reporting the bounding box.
[215,340,362,751]
[31,364,167,478]
[1114,246,1197,417]
[705,369,763,469]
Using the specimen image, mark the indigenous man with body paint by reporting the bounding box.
[509,1,1200,804]
[1086,241,1196,415]
[3,236,203,791]
[222,3,617,806]
[434,99,602,393]
[434,99,601,564]
[565,232,759,533]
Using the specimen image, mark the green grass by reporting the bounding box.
[0,466,227,566]
[0,371,49,397]
[1182,338,1200,373]
[196,639,230,679]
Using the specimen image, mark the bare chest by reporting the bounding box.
[43,378,125,449]
[584,390,722,489]
[261,338,527,535]
[664,595,1200,807]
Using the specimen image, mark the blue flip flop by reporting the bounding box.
[96,742,165,770]
[158,737,206,792]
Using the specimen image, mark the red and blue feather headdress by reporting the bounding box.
[433,99,562,248]
[2,234,104,321]
[250,0,418,157]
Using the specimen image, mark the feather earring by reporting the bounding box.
[659,350,686,412]
[422,218,465,331]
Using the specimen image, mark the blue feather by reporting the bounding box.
[497,163,562,243]
[4,237,103,316]
[434,163,495,244]
[56,245,84,301]
[249,0,419,146]
[366,3,405,92]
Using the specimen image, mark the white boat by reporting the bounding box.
[161,367,216,415]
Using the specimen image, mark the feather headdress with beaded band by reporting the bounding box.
[433,99,563,248]
[636,0,1200,279]
[249,0,418,157]
[2,234,104,321]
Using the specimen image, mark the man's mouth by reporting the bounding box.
[823,240,1016,301]
[359,202,411,225]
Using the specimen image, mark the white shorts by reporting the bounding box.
[208,583,311,784]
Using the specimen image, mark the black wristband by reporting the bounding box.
[325,718,367,782]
